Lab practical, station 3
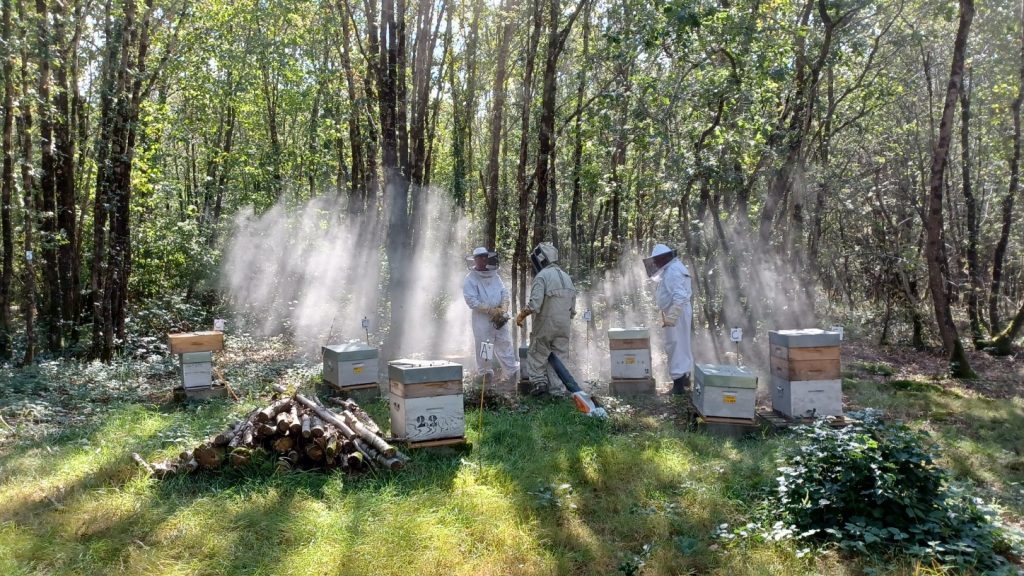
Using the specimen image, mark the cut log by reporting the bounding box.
[213,421,240,446]
[273,435,295,453]
[276,410,292,433]
[131,453,156,476]
[334,398,381,435]
[311,416,325,438]
[257,398,292,424]
[194,443,225,469]
[230,447,251,467]
[325,434,339,459]
[301,414,311,438]
[305,442,324,461]
[344,412,397,458]
[256,423,277,437]
[289,405,302,435]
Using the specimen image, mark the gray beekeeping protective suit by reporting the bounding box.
[462,247,519,380]
[522,243,577,394]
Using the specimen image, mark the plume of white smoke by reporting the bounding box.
[222,191,475,370]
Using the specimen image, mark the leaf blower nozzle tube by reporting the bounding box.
[546,352,582,393]
[547,353,608,419]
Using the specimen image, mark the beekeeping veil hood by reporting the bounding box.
[467,246,499,271]
[530,242,559,273]
[644,243,677,278]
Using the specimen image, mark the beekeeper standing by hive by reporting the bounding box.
[644,243,693,394]
[516,242,577,396]
[463,247,520,383]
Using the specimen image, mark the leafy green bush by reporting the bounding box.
[716,411,1021,572]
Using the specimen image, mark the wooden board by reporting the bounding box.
[405,436,467,448]
[609,378,656,396]
[389,379,463,399]
[769,356,841,381]
[172,385,228,402]
[756,406,855,429]
[609,338,650,350]
[168,331,224,354]
[770,344,840,361]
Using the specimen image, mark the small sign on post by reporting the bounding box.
[25,251,32,262]
[361,316,370,344]
[213,318,226,332]
[830,325,844,340]
[730,327,743,366]
[479,340,494,361]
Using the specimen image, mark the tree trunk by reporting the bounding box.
[959,75,984,343]
[0,0,13,359]
[339,8,365,213]
[568,3,590,275]
[483,0,515,249]
[18,0,36,364]
[923,0,974,378]
[36,0,63,352]
[53,0,79,338]
[989,0,1023,335]
[512,0,542,333]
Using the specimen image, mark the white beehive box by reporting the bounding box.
[388,359,465,442]
[178,351,213,389]
[771,376,843,418]
[693,364,757,419]
[608,327,651,380]
[322,343,379,387]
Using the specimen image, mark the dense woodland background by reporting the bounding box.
[0,0,1022,373]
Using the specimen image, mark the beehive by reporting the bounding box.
[322,342,379,388]
[768,329,842,418]
[388,360,464,443]
[693,364,757,419]
[608,328,652,380]
[178,351,213,389]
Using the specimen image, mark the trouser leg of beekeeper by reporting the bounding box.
[527,335,552,391]
[471,312,495,375]
[492,323,519,379]
[663,307,694,380]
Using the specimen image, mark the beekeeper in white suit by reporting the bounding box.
[516,242,576,396]
[463,247,520,382]
[644,243,693,394]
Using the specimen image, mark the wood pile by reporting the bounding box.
[133,393,406,478]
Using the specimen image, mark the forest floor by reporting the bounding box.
[0,335,1021,575]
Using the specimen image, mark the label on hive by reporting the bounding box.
[723,394,737,404]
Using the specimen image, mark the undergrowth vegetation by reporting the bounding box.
[0,337,1022,575]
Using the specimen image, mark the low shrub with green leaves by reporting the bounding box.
[716,410,1022,572]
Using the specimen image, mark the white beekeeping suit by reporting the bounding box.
[515,242,576,395]
[646,243,693,394]
[462,247,520,381]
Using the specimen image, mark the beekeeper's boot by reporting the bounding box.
[671,373,690,395]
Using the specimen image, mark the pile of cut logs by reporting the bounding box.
[133,393,406,477]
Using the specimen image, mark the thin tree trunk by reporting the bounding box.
[0,0,14,359]
[483,0,515,249]
[959,74,984,343]
[923,0,974,377]
[19,0,36,364]
[989,0,1023,335]
[512,0,542,332]
[53,0,79,337]
[36,0,63,352]
[568,2,590,275]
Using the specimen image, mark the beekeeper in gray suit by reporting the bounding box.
[644,243,693,394]
[515,242,577,396]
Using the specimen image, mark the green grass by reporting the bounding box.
[0,348,1021,575]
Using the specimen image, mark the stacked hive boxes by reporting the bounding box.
[693,364,758,419]
[388,360,465,443]
[167,331,224,391]
[769,329,842,418]
[322,342,379,391]
[608,328,655,395]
